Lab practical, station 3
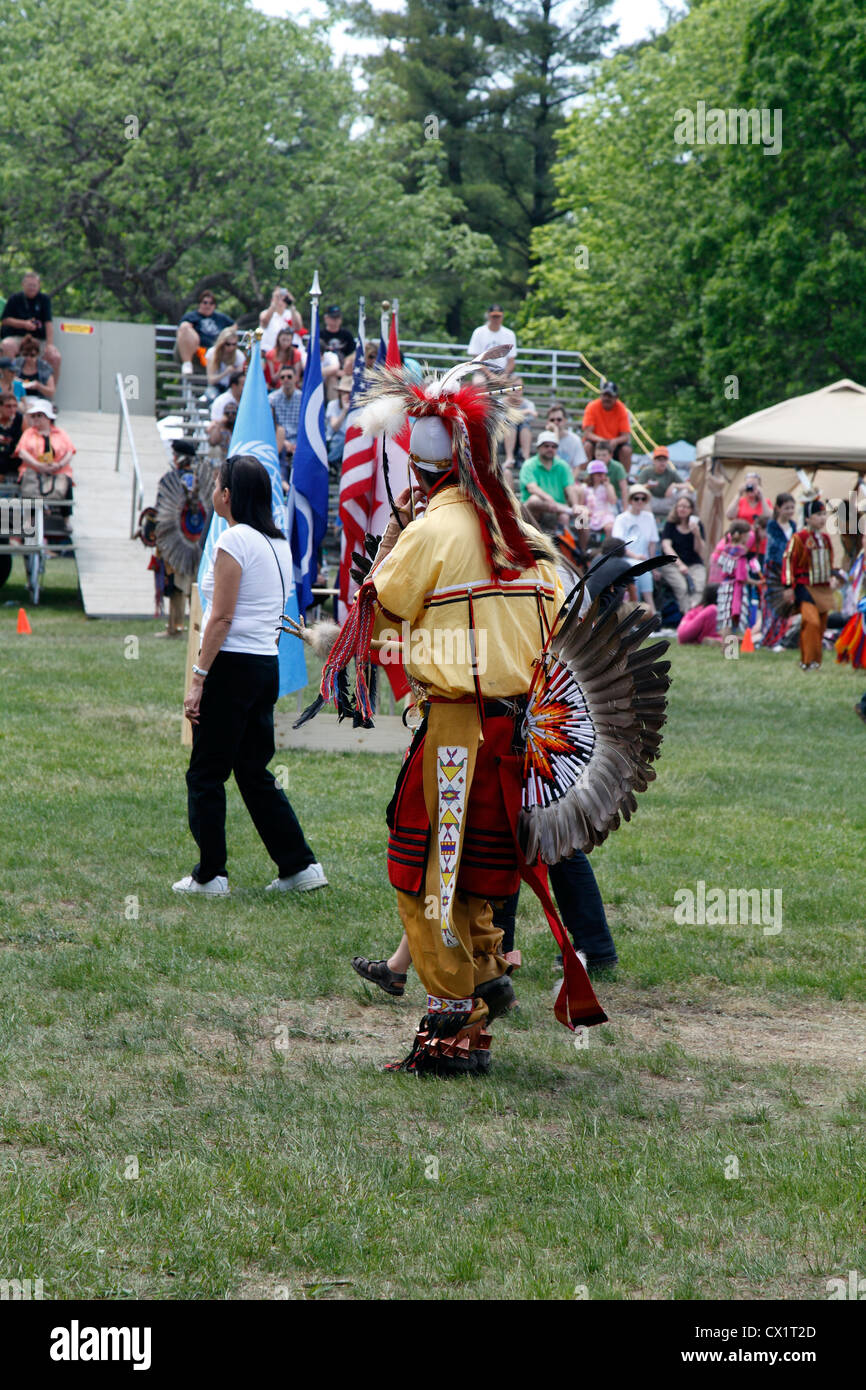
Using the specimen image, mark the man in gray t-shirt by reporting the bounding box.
[545,403,586,471]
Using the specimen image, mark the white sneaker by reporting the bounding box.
[265,862,328,893]
[180,360,194,376]
[172,874,230,896]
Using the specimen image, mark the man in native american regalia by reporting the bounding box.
[312,348,671,1076]
[780,499,839,670]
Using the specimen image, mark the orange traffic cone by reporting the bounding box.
[740,626,755,653]
[16,607,32,635]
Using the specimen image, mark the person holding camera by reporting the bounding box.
[726,470,771,553]
[259,287,302,354]
[661,493,706,613]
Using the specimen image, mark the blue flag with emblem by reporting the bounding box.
[197,340,307,696]
[286,290,329,612]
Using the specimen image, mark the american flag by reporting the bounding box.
[337,303,411,618]
[337,301,376,618]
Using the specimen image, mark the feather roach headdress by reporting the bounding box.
[358,344,546,578]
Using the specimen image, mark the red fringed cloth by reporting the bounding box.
[321,579,378,722]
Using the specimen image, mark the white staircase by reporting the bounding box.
[66,409,169,618]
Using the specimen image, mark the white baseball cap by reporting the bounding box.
[535,431,559,448]
[23,396,55,418]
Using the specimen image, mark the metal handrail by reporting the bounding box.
[115,371,145,538]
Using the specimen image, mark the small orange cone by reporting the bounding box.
[740,626,755,653]
[16,607,32,635]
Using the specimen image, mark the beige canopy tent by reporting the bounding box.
[690,379,866,558]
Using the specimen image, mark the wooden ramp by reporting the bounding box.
[66,410,170,618]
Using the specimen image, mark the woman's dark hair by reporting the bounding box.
[774,491,794,519]
[219,454,284,538]
[19,334,40,358]
[701,583,719,607]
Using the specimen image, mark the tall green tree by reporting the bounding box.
[338,0,616,335]
[522,0,866,441]
[0,0,494,333]
[698,0,866,413]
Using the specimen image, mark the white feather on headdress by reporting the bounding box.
[357,390,414,439]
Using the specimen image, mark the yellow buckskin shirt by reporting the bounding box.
[372,486,564,700]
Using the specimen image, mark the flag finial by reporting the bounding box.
[309,270,322,301]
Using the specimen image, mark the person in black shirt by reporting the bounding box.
[1,271,61,381]
[319,305,355,363]
[660,493,707,613]
[176,290,235,375]
[0,393,23,477]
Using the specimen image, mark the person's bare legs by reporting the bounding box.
[518,422,532,460]
[175,322,201,365]
[388,933,412,975]
[503,424,517,466]
[43,344,61,382]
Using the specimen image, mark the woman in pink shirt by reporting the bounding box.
[15,398,75,536]
[677,584,723,644]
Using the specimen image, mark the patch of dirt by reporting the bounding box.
[605,983,866,1072]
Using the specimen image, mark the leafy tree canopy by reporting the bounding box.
[0,0,495,333]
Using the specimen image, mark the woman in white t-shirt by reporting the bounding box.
[174,454,326,897]
[611,485,660,616]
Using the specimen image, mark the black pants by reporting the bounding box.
[493,851,618,967]
[186,652,316,883]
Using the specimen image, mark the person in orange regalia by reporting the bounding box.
[781,500,837,669]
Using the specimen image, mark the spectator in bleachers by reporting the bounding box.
[520,430,583,530]
[12,334,55,400]
[264,328,304,389]
[268,364,301,484]
[502,375,536,469]
[210,368,246,423]
[581,380,632,472]
[364,340,379,370]
[320,305,356,365]
[660,494,706,613]
[1,271,62,381]
[0,392,23,477]
[206,401,238,460]
[176,291,235,376]
[612,484,659,616]
[636,445,682,519]
[545,402,587,473]
[205,327,245,400]
[259,287,303,352]
[468,304,516,376]
[583,454,618,541]
[15,398,75,536]
[325,373,353,471]
[320,305,355,402]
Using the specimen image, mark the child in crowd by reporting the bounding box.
[677,584,722,644]
[711,520,763,635]
[584,448,618,540]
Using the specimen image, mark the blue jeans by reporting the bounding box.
[493,852,618,966]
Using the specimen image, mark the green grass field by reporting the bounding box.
[1,557,864,1301]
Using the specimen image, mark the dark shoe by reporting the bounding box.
[385,1013,491,1076]
[474,975,515,1021]
[855,702,866,725]
[351,956,406,997]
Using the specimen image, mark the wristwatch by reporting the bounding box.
[192,664,209,678]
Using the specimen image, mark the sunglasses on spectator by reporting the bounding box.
[632,494,649,502]
[548,415,564,423]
